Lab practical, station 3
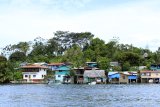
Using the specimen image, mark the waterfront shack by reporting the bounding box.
[83,69,106,84]
[140,70,160,83]
[74,67,85,84]
[108,72,137,84]
[119,72,137,84]
[83,62,106,84]
[108,72,119,84]
[128,72,137,83]
[119,72,129,84]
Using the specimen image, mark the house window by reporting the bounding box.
[33,75,36,78]
[156,73,159,76]
[142,73,146,76]
[146,73,151,76]
[58,75,61,77]
[122,75,125,79]
[29,75,31,79]
[25,75,28,77]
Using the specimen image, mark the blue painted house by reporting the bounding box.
[48,63,64,71]
[55,65,71,83]
[150,64,160,71]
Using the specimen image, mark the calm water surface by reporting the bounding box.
[0,84,159,107]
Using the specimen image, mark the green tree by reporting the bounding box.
[46,38,58,56]
[83,49,95,62]
[98,57,110,71]
[83,38,106,62]
[28,37,48,62]
[118,52,140,66]
[106,40,118,60]
[0,56,7,62]
[13,42,30,55]
[53,31,94,55]
[62,45,83,67]
[122,62,130,71]
[0,56,14,83]
[9,51,26,62]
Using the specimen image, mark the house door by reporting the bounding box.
[29,75,31,82]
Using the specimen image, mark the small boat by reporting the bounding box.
[88,81,96,85]
[148,79,153,83]
[63,80,71,84]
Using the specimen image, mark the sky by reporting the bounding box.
[0,0,160,51]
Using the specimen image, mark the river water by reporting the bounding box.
[0,84,159,107]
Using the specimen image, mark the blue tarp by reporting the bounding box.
[128,75,137,79]
[108,73,120,79]
[108,72,137,79]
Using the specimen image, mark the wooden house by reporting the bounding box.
[119,73,129,84]
[108,72,120,84]
[108,72,137,84]
[119,72,137,84]
[74,67,85,84]
[83,69,106,84]
[141,70,160,83]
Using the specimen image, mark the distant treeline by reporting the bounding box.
[0,31,160,83]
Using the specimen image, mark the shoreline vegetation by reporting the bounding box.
[0,31,159,84]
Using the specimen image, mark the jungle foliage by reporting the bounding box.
[1,31,159,83]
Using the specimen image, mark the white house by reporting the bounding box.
[21,65,48,83]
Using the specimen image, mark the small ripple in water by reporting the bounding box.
[0,84,160,107]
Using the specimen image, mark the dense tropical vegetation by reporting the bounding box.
[0,31,159,83]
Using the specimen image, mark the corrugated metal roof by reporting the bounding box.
[140,70,160,73]
[21,65,48,69]
[84,70,106,78]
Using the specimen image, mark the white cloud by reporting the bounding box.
[68,0,160,51]
[0,0,160,52]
